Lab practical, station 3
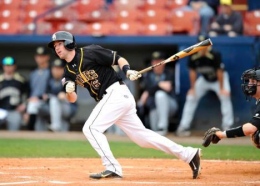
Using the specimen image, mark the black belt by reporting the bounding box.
[119,81,125,85]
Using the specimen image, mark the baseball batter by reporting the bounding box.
[47,31,201,179]
[202,67,260,150]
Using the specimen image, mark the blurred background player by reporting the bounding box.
[26,46,51,130]
[208,0,243,37]
[36,59,77,132]
[138,51,179,135]
[0,56,28,131]
[176,35,234,136]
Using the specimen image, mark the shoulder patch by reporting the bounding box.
[0,74,4,81]
[13,73,26,83]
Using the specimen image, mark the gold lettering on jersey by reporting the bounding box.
[76,70,100,90]
[75,79,84,87]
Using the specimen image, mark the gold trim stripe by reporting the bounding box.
[79,48,98,97]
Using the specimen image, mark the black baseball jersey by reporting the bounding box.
[63,44,122,101]
[188,49,223,82]
[249,100,260,130]
[0,73,28,110]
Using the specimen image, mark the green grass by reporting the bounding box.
[0,138,259,160]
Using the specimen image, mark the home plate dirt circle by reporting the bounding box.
[1,158,260,186]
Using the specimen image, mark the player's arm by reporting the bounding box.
[118,57,141,81]
[66,91,77,103]
[189,69,197,90]
[216,68,224,90]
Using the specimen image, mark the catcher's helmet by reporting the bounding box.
[48,31,76,50]
[241,68,260,97]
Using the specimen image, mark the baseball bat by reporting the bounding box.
[138,38,213,75]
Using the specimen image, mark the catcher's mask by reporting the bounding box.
[48,31,76,51]
[241,68,260,99]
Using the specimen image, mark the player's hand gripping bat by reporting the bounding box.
[138,38,213,75]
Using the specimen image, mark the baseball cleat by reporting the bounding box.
[189,149,201,179]
[89,170,122,179]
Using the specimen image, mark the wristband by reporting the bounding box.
[122,65,130,75]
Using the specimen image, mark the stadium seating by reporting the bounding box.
[87,21,116,36]
[143,23,172,35]
[57,21,89,35]
[111,9,143,23]
[141,0,169,9]
[0,7,21,21]
[2,0,257,37]
[167,0,188,9]
[72,0,106,12]
[22,6,48,24]
[110,0,143,10]
[0,21,21,34]
[76,9,111,23]
[114,22,143,35]
[0,0,23,9]
[20,21,54,35]
[243,10,260,36]
[43,6,77,30]
[170,10,200,35]
[141,8,171,24]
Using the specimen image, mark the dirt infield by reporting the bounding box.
[0,131,259,185]
[1,158,260,186]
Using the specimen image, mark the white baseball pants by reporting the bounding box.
[83,82,198,177]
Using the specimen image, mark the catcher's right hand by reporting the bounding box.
[202,127,221,147]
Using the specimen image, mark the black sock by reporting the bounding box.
[27,114,36,131]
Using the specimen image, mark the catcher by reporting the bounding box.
[202,67,260,148]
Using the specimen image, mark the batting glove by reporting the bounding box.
[65,81,75,93]
[126,70,142,81]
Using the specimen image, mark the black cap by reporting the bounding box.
[151,51,166,60]
[51,59,64,68]
[2,56,16,65]
[36,46,49,55]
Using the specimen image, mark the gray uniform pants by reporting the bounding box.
[179,72,234,131]
[149,90,178,132]
[35,96,72,131]
[3,111,22,131]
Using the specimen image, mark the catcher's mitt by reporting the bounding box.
[202,127,221,147]
[251,130,260,149]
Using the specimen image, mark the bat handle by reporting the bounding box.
[138,66,153,75]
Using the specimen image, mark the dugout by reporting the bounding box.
[0,35,258,132]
